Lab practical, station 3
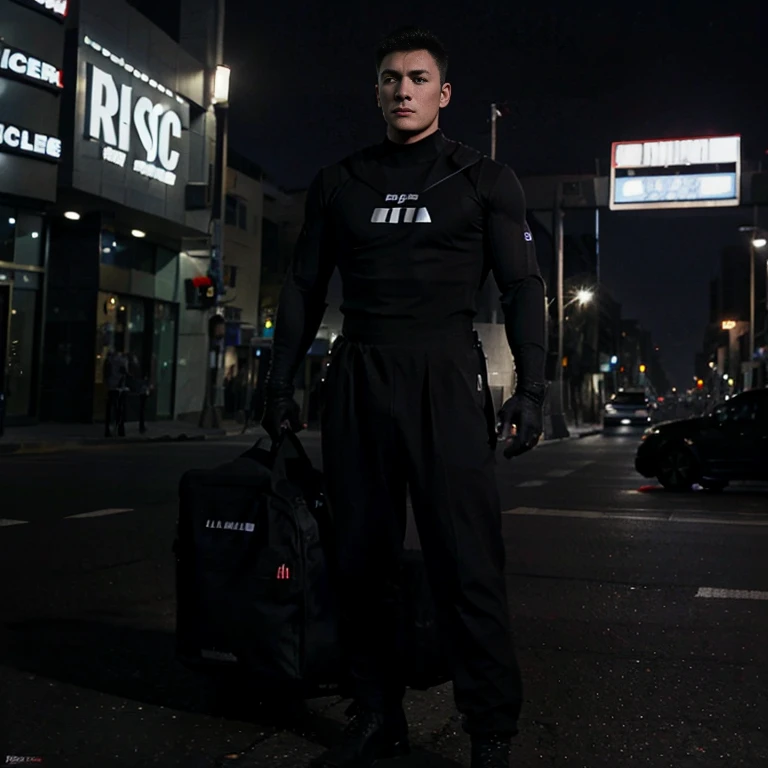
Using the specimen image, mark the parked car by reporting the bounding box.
[604,390,651,428]
[635,389,768,491]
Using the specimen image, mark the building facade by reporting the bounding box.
[0,0,68,426]
[28,0,222,424]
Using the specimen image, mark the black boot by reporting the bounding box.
[470,735,511,768]
[310,702,409,768]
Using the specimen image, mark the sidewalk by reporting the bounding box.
[541,422,603,444]
[564,422,603,438]
[1,419,601,457]
[0,418,264,456]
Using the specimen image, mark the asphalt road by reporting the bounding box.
[1,430,767,767]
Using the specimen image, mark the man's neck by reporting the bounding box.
[386,121,440,145]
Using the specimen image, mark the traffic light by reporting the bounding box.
[260,307,275,338]
[639,364,646,373]
[184,275,217,309]
[696,379,704,389]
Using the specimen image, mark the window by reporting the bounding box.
[261,218,280,274]
[225,195,238,226]
[713,396,759,424]
[100,232,154,273]
[611,392,646,407]
[225,195,249,231]
[223,265,238,289]
[1,206,16,264]
[0,209,44,267]
[14,214,44,267]
[5,286,41,418]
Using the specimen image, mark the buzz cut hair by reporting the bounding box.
[374,26,448,85]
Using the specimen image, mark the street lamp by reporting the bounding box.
[738,224,768,375]
[551,287,595,311]
[199,61,231,430]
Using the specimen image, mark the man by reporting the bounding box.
[262,26,547,768]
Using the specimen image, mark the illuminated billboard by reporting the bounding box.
[609,135,741,211]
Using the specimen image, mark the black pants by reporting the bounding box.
[320,330,522,737]
[105,389,126,433]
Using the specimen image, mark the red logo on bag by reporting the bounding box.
[276,564,291,580]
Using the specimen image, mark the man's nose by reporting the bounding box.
[395,83,412,101]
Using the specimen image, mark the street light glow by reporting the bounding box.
[214,65,231,104]
[576,289,594,305]
[753,237,767,249]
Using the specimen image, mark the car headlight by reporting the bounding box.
[605,404,616,412]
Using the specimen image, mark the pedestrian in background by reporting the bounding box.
[104,349,128,437]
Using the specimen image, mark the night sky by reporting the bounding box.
[223,0,768,388]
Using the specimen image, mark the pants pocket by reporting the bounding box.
[472,343,498,450]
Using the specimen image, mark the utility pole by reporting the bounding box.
[548,183,569,439]
[199,0,230,429]
[557,203,565,418]
[490,102,500,161]
[480,102,503,325]
[749,204,757,378]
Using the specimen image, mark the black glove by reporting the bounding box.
[261,386,304,441]
[497,380,547,459]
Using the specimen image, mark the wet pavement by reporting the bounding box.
[1,430,766,766]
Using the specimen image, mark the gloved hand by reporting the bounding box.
[496,381,547,459]
[261,389,304,441]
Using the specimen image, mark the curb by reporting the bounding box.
[0,430,233,457]
[541,427,603,445]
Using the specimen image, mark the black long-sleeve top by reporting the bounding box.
[266,130,547,394]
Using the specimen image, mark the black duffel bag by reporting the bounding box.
[175,430,340,697]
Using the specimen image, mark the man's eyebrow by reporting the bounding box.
[380,68,431,78]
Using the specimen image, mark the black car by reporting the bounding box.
[635,389,768,491]
[604,390,652,428]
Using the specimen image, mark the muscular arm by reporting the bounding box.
[484,165,547,394]
[264,169,337,396]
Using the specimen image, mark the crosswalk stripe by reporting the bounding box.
[65,508,133,519]
[503,507,768,526]
[696,588,768,600]
[0,519,29,527]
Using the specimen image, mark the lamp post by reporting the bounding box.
[482,102,504,325]
[199,63,231,429]
[738,221,768,388]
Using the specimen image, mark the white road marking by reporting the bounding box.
[0,519,29,527]
[503,507,768,526]
[696,588,768,600]
[65,508,133,519]
[546,462,594,478]
[516,480,547,488]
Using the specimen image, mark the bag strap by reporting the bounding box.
[269,429,313,497]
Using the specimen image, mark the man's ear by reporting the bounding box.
[439,82,451,108]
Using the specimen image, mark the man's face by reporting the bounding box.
[376,49,451,141]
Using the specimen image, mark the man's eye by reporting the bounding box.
[414,77,427,84]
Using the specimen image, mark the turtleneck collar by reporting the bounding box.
[379,129,446,166]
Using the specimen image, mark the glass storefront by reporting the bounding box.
[153,301,177,418]
[91,226,181,422]
[93,292,178,422]
[0,205,46,422]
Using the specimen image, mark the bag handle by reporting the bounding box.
[269,428,313,499]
